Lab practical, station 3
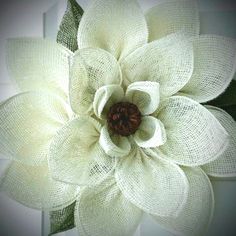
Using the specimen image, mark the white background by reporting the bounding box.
[0,0,236,236]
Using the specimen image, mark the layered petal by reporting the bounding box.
[93,85,124,119]
[153,167,214,236]
[77,0,148,60]
[0,161,79,210]
[7,38,72,98]
[179,35,236,103]
[202,106,236,177]
[99,126,131,158]
[115,149,189,217]
[133,116,166,148]
[49,117,114,185]
[156,96,229,166]
[75,177,142,236]
[0,92,70,165]
[145,0,200,41]
[121,33,193,98]
[126,81,160,115]
[69,48,121,115]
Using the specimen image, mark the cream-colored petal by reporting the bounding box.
[126,81,160,115]
[156,96,229,166]
[77,0,148,60]
[75,176,142,236]
[0,161,79,210]
[153,167,214,236]
[145,0,199,42]
[93,85,124,119]
[7,38,72,99]
[179,35,236,103]
[99,126,131,158]
[0,92,70,166]
[121,33,193,98]
[69,48,121,115]
[49,117,114,186]
[115,149,189,217]
[202,106,236,177]
[134,116,166,148]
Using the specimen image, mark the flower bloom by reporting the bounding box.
[1,0,236,235]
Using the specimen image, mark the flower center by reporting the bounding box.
[107,102,142,137]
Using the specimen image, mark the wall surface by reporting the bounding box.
[0,0,236,236]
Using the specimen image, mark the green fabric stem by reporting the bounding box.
[206,79,236,120]
[49,201,76,235]
[57,0,83,52]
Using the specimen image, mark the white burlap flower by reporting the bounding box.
[1,0,236,235]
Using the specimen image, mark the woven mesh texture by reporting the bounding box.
[153,167,214,236]
[121,33,193,98]
[145,0,199,42]
[126,81,160,115]
[49,117,114,185]
[180,35,236,103]
[133,116,166,148]
[0,161,78,210]
[93,85,124,119]
[155,96,229,166]
[57,0,83,52]
[77,0,148,60]
[203,106,236,177]
[7,38,72,98]
[49,202,76,235]
[75,177,142,236]
[99,126,131,158]
[115,149,189,217]
[0,92,70,166]
[69,48,121,115]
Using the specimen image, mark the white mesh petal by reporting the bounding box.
[77,0,148,60]
[115,149,189,217]
[145,0,200,42]
[75,176,142,236]
[156,96,229,166]
[7,38,72,98]
[69,48,121,115]
[99,126,131,158]
[202,106,236,177]
[0,161,79,210]
[179,35,236,103]
[153,167,214,236]
[134,116,166,148]
[126,81,160,115]
[49,117,114,186]
[0,92,70,166]
[93,85,124,119]
[121,33,193,98]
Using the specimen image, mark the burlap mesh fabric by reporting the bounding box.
[75,177,142,236]
[49,202,76,235]
[203,106,236,177]
[145,0,200,41]
[57,0,83,52]
[0,161,78,210]
[7,38,72,98]
[0,92,70,166]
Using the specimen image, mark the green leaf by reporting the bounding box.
[206,79,236,120]
[57,0,83,52]
[49,202,76,235]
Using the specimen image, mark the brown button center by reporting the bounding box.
[107,102,142,136]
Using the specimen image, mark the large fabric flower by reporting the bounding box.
[1,0,236,235]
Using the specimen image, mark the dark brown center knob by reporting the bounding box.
[107,102,142,136]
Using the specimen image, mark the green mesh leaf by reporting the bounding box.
[207,79,236,120]
[49,202,76,235]
[57,0,83,52]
